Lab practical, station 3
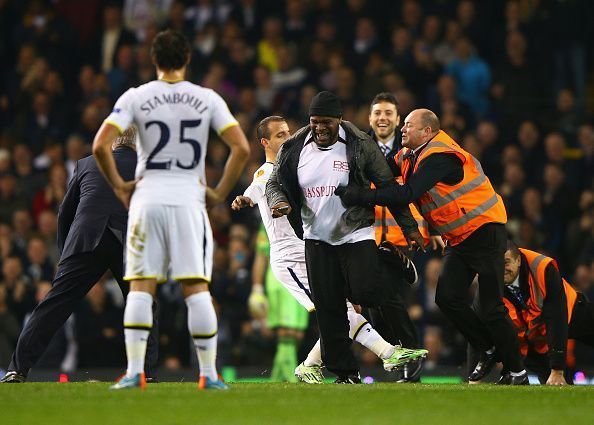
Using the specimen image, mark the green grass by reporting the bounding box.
[1,382,593,425]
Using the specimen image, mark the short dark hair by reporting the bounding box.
[506,239,520,258]
[370,92,399,111]
[151,29,190,70]
[256,116,285,141]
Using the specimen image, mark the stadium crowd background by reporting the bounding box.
[0,0,593,377]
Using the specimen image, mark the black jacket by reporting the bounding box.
[265,121,418,240]
[57,147,136,262]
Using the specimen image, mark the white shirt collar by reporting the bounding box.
[412,140,430,156]
[510,274,520,289]
[377,136,395,153]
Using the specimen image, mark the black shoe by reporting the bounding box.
[145,377,159,384]
[397,358,423,383]
[334,374,361,384]
[378,241,419,286]
[497,371,529,385]
[468,350,497,382]
[0,371,26,383]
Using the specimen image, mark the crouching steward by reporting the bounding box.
[470,242,594,385]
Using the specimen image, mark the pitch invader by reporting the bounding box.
[93,30,250,390]
[232,116,428,383]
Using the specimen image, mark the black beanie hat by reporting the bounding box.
[309,91,342,118]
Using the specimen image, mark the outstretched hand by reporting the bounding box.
[231,195,254,210]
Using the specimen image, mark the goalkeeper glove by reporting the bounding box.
[248,284,268,319]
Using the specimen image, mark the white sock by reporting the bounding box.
[304,339,322,367]
[353,322,396,360]
[186,292,218,381]
[347,306,395,359]
[124,291,153,377]
[509,369,526,377]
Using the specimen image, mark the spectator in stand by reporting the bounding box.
[0,256,35,326]
[123,0,172,42]
[0,174,29,225]
[32,163,67,225]
[11,210,33,258]
[446,36,491,120]
[576,123,594,190]
[88,3,136,73]
[516,120,545,186]
[544,131,579,187]
[12,144,44,204]
[0,284,20,371]
[37,210,58,265]
[499,162,526,220]
[491,30,549,139]
[23,236,53,285]
[64,135,88,180]
[107,44,138,101]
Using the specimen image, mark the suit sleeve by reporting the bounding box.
[363,139,418,236]
[541,263,568,370]
[57,161,81,255]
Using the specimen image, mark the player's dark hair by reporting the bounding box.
[370,92,399,111]
[506,239,521,258]
[150,29,190,70]
[256,116,286,141]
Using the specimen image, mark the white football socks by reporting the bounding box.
[186,292,219,381]
[304,339,323,367]
[347,308,395,359]
[123,291,153,377]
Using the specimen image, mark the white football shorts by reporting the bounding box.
[124,204,213,282]
[270,259,315,311]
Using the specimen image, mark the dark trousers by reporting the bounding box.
[435,223,524,372]
[305,239,382,377]
[368,281,419,348]
[8,230,159,377]
[367,256,418,347]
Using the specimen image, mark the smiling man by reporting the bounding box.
[265,91,426,383]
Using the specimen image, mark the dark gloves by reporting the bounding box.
[334,184,376,207]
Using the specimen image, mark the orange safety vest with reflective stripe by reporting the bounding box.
[395,130,507,246]
[374,176,430,246]
[503,248,578,356]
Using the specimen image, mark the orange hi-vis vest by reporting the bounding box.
[504,248,578,356]
[374,176,430,246]
[395,130,507,246]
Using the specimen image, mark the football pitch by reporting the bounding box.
[1,383,594,425]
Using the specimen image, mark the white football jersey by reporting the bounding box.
[104,80,238,206]
[297,127,374,245]
[243,162,305,263]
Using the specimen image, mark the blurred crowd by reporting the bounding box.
[0,0,593,375]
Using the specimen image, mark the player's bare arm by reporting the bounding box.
[92,122,137,209]
[211,124,250,204]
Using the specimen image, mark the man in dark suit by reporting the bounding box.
[1,128,158,383]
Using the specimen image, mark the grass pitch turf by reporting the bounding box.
[1,382,593,425]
